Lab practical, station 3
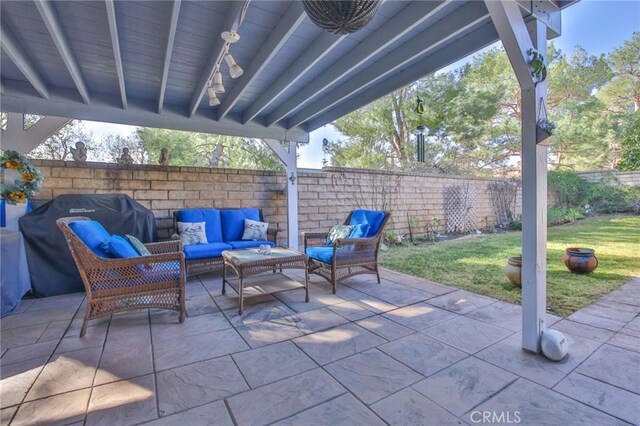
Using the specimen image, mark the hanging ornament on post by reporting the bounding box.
[415,96,425,115]
[527,48,547,86]
[416,126,426,163]
[536,97,555,145]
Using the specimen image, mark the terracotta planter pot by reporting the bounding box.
[504,256,522,287]
[563,247,598,274]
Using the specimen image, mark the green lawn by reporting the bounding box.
[380,216,640,317]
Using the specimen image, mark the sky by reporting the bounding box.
[82,0,640,169]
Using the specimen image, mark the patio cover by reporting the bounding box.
[0,0,568,140]
[0,0,575,352]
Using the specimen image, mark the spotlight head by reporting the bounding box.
[225,54,244,79]
[209,93,220,106]
[213,71,225,93]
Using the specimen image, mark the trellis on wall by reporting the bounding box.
[444,183,477,233]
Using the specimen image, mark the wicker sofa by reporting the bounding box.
[57,217,186,337]
[172,208,279,276]
[303,209,391,294]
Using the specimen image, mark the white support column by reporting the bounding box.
[262,139,299,250]
[1,113,71,153]
[486,0,551,353]
[521,20,549,353]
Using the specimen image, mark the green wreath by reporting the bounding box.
[1,150,43,204]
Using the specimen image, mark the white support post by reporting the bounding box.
[521,20,549,353]
[1,113,71,153]
[486,0,552,353]
[262,139,299,250]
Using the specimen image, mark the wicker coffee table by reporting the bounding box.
[222,247,309,314]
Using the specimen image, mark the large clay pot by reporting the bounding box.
[504,256,522,287]
[563,247,598,274]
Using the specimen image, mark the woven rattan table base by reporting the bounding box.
[222,248,309,314]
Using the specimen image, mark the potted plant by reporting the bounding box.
[504,256,522,287]
[563,247,598,274]
[536,117,555,144]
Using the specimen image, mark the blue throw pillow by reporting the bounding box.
[221,209,261,242]
[348,210,385,237]
[107,235,140,258]
[69,220,112,258]
[349,224,370,239]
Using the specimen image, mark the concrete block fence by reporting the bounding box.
[30,160,527,245]
[578,170,640,187]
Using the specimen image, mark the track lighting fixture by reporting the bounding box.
[204,0,250,108]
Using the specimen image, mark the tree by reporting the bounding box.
[600,32,640,114]
[598,32,640,169]
[28,120,93,160]
[137,127,282,170]
[329,39,628,175]
[546,46,613,170]
[617,113,640,171]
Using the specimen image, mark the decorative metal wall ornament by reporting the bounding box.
[302,0,382,34]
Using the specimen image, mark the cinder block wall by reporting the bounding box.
[578,170,640,186]
[30,160,523,245]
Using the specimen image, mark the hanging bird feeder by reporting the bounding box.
[302,0,382,35]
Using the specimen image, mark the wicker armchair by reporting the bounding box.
[57,217,186,337]
[303,210,390,294]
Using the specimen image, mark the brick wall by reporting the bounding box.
[30,160,521,245]
[578,170,640,187]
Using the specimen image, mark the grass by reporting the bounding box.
[380,216,640,317]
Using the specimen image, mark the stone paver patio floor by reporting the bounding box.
[1,270,638,425]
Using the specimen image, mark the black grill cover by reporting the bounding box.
[19,194,157,297]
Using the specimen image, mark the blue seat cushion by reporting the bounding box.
[177,209,223,243]
[108,235,140,258]
[227,240,275,250]
[183,242,232,260]
[69,220,113,258]
[220,209,261,242]
[348,210,385,237]
[306,246,335,264]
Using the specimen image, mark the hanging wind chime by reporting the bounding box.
[415,96,426,163]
